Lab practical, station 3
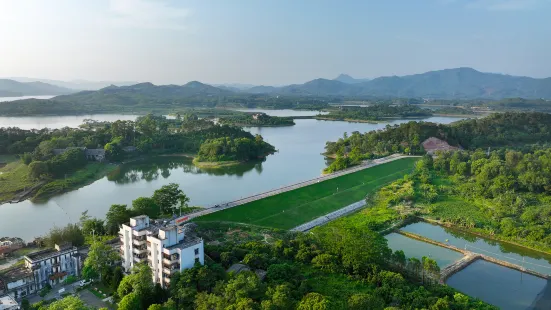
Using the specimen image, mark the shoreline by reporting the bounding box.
[422,217,551,256]
[219,122,295,127]
[192,158,243,168]
[0,163,119,206]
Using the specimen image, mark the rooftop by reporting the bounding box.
[164,235,202,251]
[25,245,76,262]
[0,294,18,310]
[0,266,32,282]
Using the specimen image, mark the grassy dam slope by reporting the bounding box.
[197,157,418,229]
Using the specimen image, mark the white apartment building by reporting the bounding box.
[0,244,80,300]
[119,215,204,288]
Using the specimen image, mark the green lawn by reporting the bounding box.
[197,157,418,229]
[0,161,38,202]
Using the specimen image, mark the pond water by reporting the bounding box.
[446,260,548,310]
[0,115,464,240]
[401,222,551,275]
[385,232,463,268]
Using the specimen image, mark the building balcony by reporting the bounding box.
[133,239,146,246]
[133,247,147,255]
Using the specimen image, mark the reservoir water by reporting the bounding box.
[385,232,463,268]
[393,222,551,309]
[401,222,551,275]
[446,260,548,310]
[0,109,322,130]
[0,115,464,240]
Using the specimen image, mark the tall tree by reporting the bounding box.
[152,183,190,215]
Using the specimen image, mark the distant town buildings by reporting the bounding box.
[0,244,81,300]
[119,215,204,289]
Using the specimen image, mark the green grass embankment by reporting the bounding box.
[196,157,418,229]
[0,160,39,203]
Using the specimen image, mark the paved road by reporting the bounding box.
[186,154,419,221]
[79,290,114,310]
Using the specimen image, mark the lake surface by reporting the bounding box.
[0,109,321,130]
[0,115,464,240]
[401,222,551,276]
[0,95,56,102]
[234,108,326,117]
[0,114,142,130]
[385,232,463,268]
[446,260,548,310]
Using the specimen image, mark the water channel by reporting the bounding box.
[0,114,463,240]
[391,221,551,309]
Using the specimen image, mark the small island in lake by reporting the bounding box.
[0,114,277,203]
[218,112,295,127]
[193,135,276,168]
[317,105,434,122]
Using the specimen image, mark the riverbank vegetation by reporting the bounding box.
[218,113,295,127]
[35,208,494,310]
[411,150,551,253]
[319,104,433,122]
[0,114,274,203]
[324,112,551,172]
[196,158,417,229]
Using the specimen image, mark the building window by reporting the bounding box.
[195,258,200,264]
[194,248,199,255]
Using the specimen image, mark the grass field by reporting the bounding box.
[196,157,418,229]
[0,161,38,202]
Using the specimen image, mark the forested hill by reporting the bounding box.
[256,68,551,99]
[0,79,73,96]
[320,105,433,121]
[325,112,551,157]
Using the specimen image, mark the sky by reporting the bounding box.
[1,0,550,85]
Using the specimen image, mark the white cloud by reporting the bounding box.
[465,0,548,11]
[107,0,190,29]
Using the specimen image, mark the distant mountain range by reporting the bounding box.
[9,77,140,91]
[3,67,551,100]
[52,81,232,106]
[246,68,551,99]
[333,74,370,84]
[0,79,74,97]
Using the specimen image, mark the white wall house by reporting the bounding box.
[0,244,80,300]
[119,215,204,289]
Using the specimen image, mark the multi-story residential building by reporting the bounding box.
[0,243,80,300]
[24,243,81,289]
[119,215,204,288]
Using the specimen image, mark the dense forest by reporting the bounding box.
[0,88,330,116]
[410,149,551,252]
[218,113,295,127]
[196,136,276,163]
[28,183,495,310]
[324,112,551,172]
[0,115,274,202]
[320,105,433,121]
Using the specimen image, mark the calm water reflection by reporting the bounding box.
[446,260,548,310]
[385,232,463,268]
[401,222,551,275]
[0,116,465,240]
